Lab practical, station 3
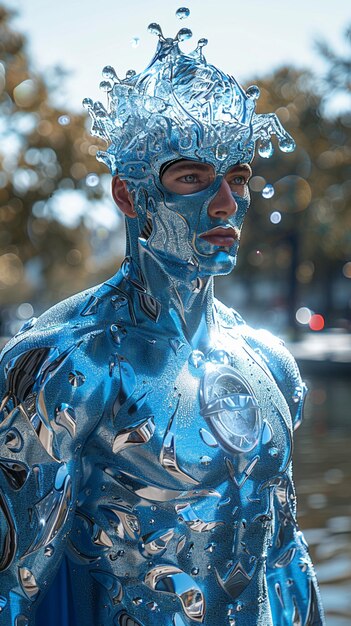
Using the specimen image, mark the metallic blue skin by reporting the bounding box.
[0,243,325,625]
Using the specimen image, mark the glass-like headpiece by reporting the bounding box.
[83,21,295,174]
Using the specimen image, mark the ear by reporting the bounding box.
[111,175,136,218]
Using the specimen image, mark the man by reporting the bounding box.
[0,17,324,626]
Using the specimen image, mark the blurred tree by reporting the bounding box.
[1,5,350,336]
[0,4,120,323]
[218,60,351,334]
[316,24,351,96]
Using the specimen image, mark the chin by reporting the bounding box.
[198,250,238,277]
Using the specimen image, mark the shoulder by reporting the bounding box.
[214,299,306,429]
[1,269,125,364]
[0,272,124,415]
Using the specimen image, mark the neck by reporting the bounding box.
[125,234,215,350]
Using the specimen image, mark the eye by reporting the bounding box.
[229,175,246,186]
[179,174,199,183]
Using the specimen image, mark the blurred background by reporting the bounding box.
[0,1,350,622]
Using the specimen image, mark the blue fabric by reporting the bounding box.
[36,557,76,626]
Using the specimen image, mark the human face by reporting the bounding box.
[161,161,252,198]
[149,159,252,277]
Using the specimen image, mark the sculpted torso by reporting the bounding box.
[0,265,321,626]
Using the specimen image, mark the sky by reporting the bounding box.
[3,0,351,114]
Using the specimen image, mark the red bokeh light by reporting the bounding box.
[309,314,325,331]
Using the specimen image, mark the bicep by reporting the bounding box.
[0,345,84,619]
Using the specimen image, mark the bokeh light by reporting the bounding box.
[262,184,275,199]
[58,114,70,126]
[342,261,351,278]
[309,314,325,331]
[270,211,281,224]
[17,302,34,319]
[296,307,312,325]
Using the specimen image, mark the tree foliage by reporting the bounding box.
[219,58,351,330]
[0,5,350,333]
[0,5,116,314]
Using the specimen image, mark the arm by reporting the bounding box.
[236,323,325,623]
[266,474,325,625]
[0,329,106,625]
[257,335,325,624]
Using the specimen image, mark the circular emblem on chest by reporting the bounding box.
[200,365,262,454]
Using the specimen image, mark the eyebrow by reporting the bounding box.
[163,162,213,175]
[162,161,252,177]
[226,164,252,176]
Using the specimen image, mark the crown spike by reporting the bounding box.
[102,65,120,83]
[175,27,192,42]
[148,23,165,40]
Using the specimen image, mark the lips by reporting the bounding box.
[199,226,239,247]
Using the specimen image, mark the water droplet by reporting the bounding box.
[110,324,127,344]
[86,173,99,187]
[197,38,208,48]
[131,36,140,48]
[270,211,281,224]
[262,184,275,199]
[176,7,190,19]
[258,140,274,159]
[44,545,54,557]
[99,80,113,92]
[191,567,199,575]
[269,447,279,458]
[208,349,230,365]
[292,384,304,403]
[148,23,163,37]
[246,85,260,100]
[188,350,205,369]
[186,542,194,558]
[126,69,136,79]
[200,455,212,466]
[82,97,93,110]
[149,518,155,525]
[216,144,229,160]
[177,27,192,41]
[102,66,118,81]
[58,115,70,126]
[111,295,128,310]
[279,136,296,153]
[68,371,86,387]
[199,428,218,448]
[261,421,273,444]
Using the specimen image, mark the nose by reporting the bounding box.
[207,179,237,219]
